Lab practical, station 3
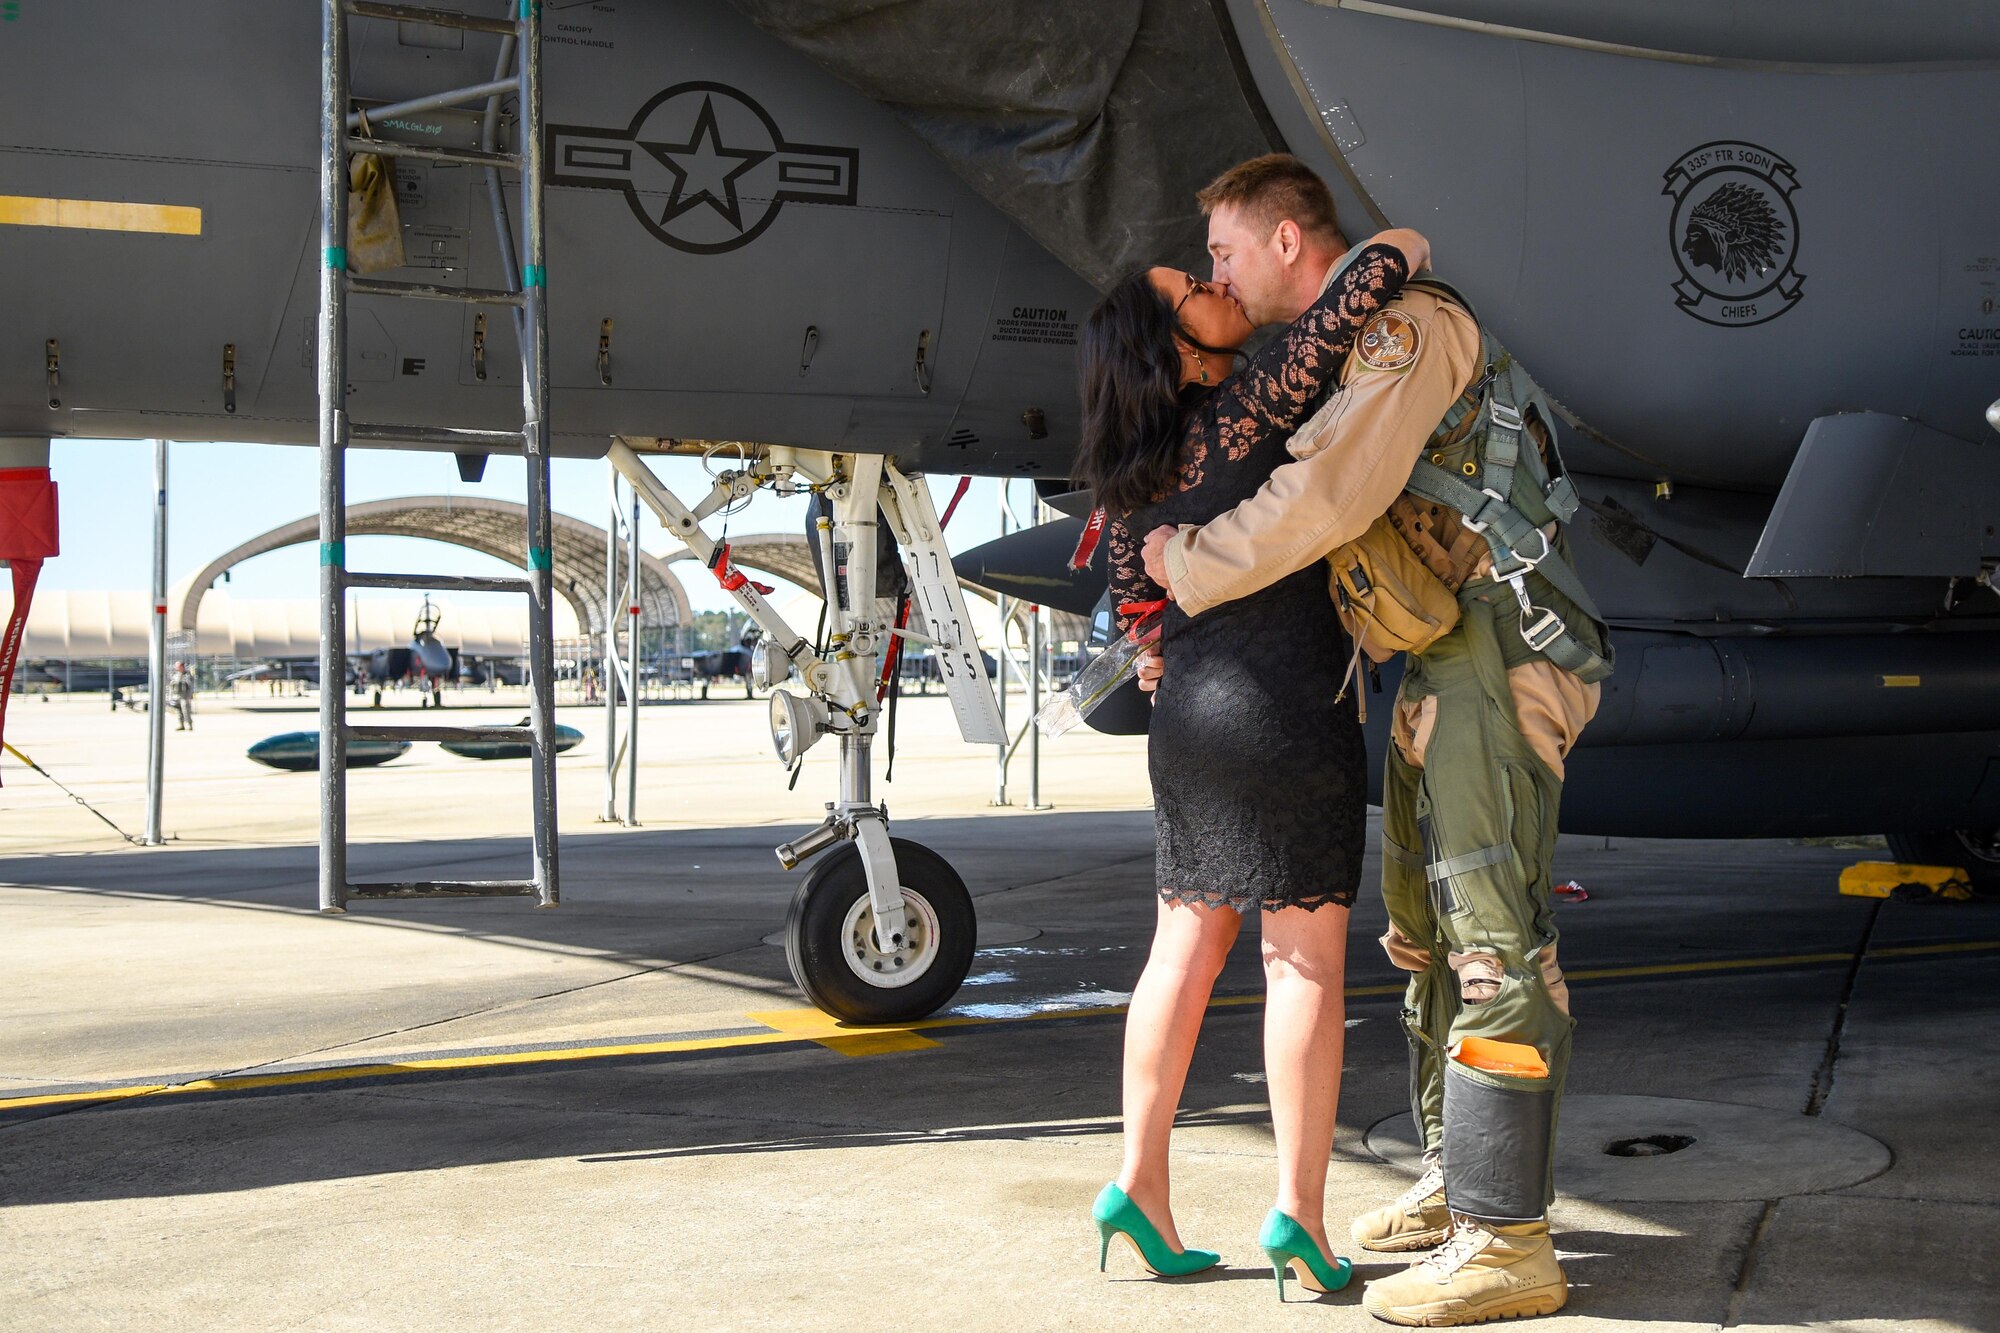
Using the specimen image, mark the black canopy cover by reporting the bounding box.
[726,0,1285,291]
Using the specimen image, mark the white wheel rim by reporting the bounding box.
[838,890,941,989]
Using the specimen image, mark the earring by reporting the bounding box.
[1194,348,1208,384]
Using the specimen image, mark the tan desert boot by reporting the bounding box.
[1361,1214,1567,1326]
[1351,1157,1451,1253]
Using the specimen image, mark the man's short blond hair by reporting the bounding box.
[1197,154,1343,245]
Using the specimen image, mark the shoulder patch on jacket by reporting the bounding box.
[1356,308,1420,372]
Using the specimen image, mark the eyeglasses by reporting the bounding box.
[1174,272,1210,317]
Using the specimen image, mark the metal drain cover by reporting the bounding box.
[1364,1095,1890,1202]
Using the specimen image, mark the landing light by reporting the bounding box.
[770,689,829,767]
[751,636,791,690]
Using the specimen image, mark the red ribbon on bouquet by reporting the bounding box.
[1117,598,1169,644]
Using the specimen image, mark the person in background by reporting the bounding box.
[172,663,195,731]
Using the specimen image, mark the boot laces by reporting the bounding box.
[1395,1159,1445,1213]
[1422,1218,1494,1277]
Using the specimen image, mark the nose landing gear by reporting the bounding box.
[608,440,1006,1024]
[784,837,975,1024]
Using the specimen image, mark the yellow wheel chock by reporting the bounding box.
[1839,861,1975,902]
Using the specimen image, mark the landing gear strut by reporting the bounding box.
[609,440,1006,1023]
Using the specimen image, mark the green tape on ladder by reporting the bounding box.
[520,0,540,17]
[527,547,552,571]
[324,246,347,270]
[522,264,545,288]
[320,541,344,568]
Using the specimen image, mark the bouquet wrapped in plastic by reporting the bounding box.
[1035,600,1167,737]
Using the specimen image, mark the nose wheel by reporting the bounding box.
[784,838,976,1024]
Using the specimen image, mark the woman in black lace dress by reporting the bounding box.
[1075,236,1418,1277]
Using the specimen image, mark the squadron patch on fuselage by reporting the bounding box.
[1663,141,1804,328]
[1356,308,1420,372]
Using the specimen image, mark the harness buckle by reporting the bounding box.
[1460,488,1511,535]
[1519,605,1566,652]
[1490,400,1525,433]
[1487,526,1551,583]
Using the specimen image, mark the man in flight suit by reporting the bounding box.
[1141,155,1605,1326]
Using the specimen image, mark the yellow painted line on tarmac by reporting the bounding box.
[4,939,1994,1116]
[747,1007,942,1056]
[0,195,202,235]
[0,1029,799,1114]
[1562,937,2000,985]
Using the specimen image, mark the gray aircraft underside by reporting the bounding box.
[0,2,1094,474]
[4,2,2000,850]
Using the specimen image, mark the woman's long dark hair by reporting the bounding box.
[1074,271,1236,515]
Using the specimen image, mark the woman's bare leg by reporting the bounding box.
[1261,902,1353,1258]
[1116,896,1242,1250]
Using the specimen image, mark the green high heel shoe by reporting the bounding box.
[1091,1183,1220,1277]
[1260,1208,1353,1299]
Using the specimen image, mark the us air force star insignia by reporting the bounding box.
[548,82,859,255]
[1357,309,1419,372]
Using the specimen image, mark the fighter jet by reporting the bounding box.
[220,597,491,699]
[689,626,762,700]
[3,1,1997,1020]
[357,596,454,707]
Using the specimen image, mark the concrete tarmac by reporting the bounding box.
[1,694,1996,1331]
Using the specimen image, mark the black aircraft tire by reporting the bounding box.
[1886,831,2000,892]
[784,838,976,1024]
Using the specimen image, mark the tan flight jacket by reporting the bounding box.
[1160,280,1601,777]
[1161,283,1483,616]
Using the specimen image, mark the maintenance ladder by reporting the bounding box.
[315,0,559,910]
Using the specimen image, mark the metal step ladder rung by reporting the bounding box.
[346,2,520,36]
[348,77,520,130]
[348,422,525,448]
[344,136,521,171]
[346,275,526,307]
[346,571,531,594]
[345,880,539,900]
[349,723,534,744]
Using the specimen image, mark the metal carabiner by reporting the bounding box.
[1494,524,1550,574]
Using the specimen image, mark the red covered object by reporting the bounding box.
[0,466,59,785]
[0,467,59,561]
